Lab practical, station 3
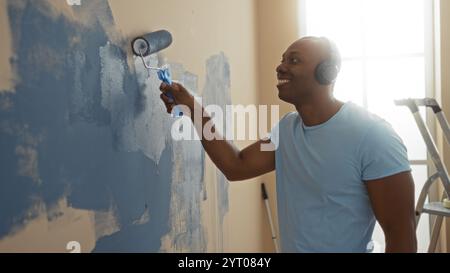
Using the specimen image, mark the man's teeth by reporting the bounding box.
[278,79,290,85]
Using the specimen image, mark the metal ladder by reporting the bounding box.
[395,98,450,252]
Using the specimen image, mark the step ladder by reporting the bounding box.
[395,98,450,253]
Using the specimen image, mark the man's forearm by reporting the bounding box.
[187,99,242,180]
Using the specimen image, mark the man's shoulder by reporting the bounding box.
[344,102,383,124]
[277,111,299,127]
[343,102,391,132]
[327,102,403,150]
[347,104,404,148]
[276,103,393,134]
[283,111,299,120]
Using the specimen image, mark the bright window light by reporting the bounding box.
[300,0,431,252]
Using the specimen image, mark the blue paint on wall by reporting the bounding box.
[0,0,174,252]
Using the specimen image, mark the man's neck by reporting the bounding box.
[294,95,344,127]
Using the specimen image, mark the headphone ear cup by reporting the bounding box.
[315,60,339,85]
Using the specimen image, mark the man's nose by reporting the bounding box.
[276,63,287,74]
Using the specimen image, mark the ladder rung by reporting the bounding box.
[422,202,450,217]
[413,98,439,108]
[394,98,442,113]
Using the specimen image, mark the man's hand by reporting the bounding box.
[159,82,195,114]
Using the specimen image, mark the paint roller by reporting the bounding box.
[131,30,172,57]
[132,30,182,117]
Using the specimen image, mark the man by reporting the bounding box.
[159,37,417,253]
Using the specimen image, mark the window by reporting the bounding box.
[299,0,434,252]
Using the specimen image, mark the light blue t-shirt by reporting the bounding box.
[270,102,411,253]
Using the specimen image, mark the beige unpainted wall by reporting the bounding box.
[0,0,14,92]
[437,0,450,253]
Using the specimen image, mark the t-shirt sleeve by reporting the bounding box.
[257,119,280,152]
[360,121,411,181]
[267,112,295,149]
[268,121,280,146]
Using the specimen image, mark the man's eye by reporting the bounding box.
[281,57,300,64]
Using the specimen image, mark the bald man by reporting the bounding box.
[159,37,417,253]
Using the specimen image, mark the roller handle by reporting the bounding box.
[158,69,183,117]
[261,183,269,200]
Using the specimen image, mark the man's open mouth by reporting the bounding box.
[277,79,291,86]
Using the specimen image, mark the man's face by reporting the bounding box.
[276,38,323,104]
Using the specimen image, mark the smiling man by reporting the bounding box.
[159,36,417,253]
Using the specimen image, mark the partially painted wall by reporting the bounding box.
[0,0,234,252]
